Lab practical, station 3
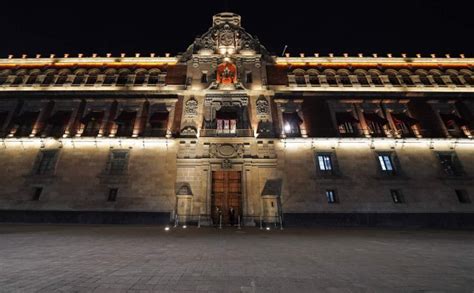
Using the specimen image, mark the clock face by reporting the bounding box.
[219,32,234,46]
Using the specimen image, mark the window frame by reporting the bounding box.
[315,152,340,177]
[376,152,400,176]
[107,150,130,176]
[436,152,464,177]
[34,149,59,176]
[325,189,338,204]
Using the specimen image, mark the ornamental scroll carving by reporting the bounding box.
[209,143,244,159]
[184,98,198,116]
[256,96,270,115]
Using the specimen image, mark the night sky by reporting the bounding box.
[1,0,473,57]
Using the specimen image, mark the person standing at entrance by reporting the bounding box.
[229,207,235,226]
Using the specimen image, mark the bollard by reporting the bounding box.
[198,214,201,228]
[279,215,283,230]
[274,214,277,228]
[219,214,222,229]
[237,215,241,230]
[259,216,263,230]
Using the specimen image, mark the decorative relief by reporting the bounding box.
[184,98,198,116]
[221,159,233,169]
[210,143,244,158]
[256,96,270,115]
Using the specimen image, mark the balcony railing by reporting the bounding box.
[200,129,254,137]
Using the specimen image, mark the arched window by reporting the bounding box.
[324,69,337,87]
[0,70,11,85]
[11,70,27,86]
[337,69,352,86]
[399,70,415,86]
[85,69,100,86]
[460,70,474,86]
[368,70,383,86]
[307,70,320,86]
[103,69,117,86]
[25,70,41,85]
[386,70,401,86]
[72,69,87,86]
[293,69,306,86]
[55,69,71,86]
[430,70,447,87]
[41,70,57,86]
[415,70,432,86]
[116,69,131,86]
[147,69,161,85]
[134,69,147,86]
[446,70,464,86]
[355,70,369,87]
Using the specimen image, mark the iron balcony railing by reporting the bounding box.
[200,128,254,137]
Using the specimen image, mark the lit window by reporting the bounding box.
[326,190,337,204]
[378,154,394,172]
[318,155,332,171]
[390,189,404,204]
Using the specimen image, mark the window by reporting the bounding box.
[437,152,464,176]
[316,153,338,176]
[35,150,58,175]
[326,190,337,204]
[108,150,129,175]
[282,112,302,137]
[391,112,418,137]
[455,189,471,204]
[377,153,396,175]
[390,189,404,204]
[201,72,208,83]
[364,112,388,137]
[245,72,253,84]
[114,111,136,137]
[107,188,118,202]
[32,187,43,201]
[336,112,359,136]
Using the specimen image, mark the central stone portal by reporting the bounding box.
[211,171,242,225]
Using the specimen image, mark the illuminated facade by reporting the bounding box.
[0,12,473,226]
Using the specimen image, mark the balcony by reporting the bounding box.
[200,129,254,137]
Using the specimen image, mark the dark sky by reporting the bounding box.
[1,0,473,57]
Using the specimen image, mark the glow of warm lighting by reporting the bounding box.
[284,123,292,133]
[164,227,170,231]
[266,227,270,231]
[182,225,187,229]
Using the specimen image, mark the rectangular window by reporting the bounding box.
[378,153,395,175]
[455,189,471,204]
[107,188,118,202]
[246,72,253,83]
[437,152,463,176]
[201,72,208,83]
[36,150,58,175]
[32,187,43,201]
[318,154,332,171]
[390,189,404,204]
[326,189,337,203]
[108,150,129,175]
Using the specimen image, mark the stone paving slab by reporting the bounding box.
[0,224,473,292]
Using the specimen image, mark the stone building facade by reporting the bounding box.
[0,12,473,226]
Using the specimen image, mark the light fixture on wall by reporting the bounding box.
[284,123,292,133]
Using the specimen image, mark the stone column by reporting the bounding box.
[165,103,176,138]
[64,100,84,138]
[274,99,288,138]
[132,101,146,138]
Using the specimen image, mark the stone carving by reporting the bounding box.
[210,143,244,158]
[176,183,193,196]
[184,98,198,116]
[256,97,269,115]
[221,159,232,169]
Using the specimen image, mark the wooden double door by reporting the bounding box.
[211,171,242,225]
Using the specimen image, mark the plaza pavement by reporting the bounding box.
[0,224,473,292]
